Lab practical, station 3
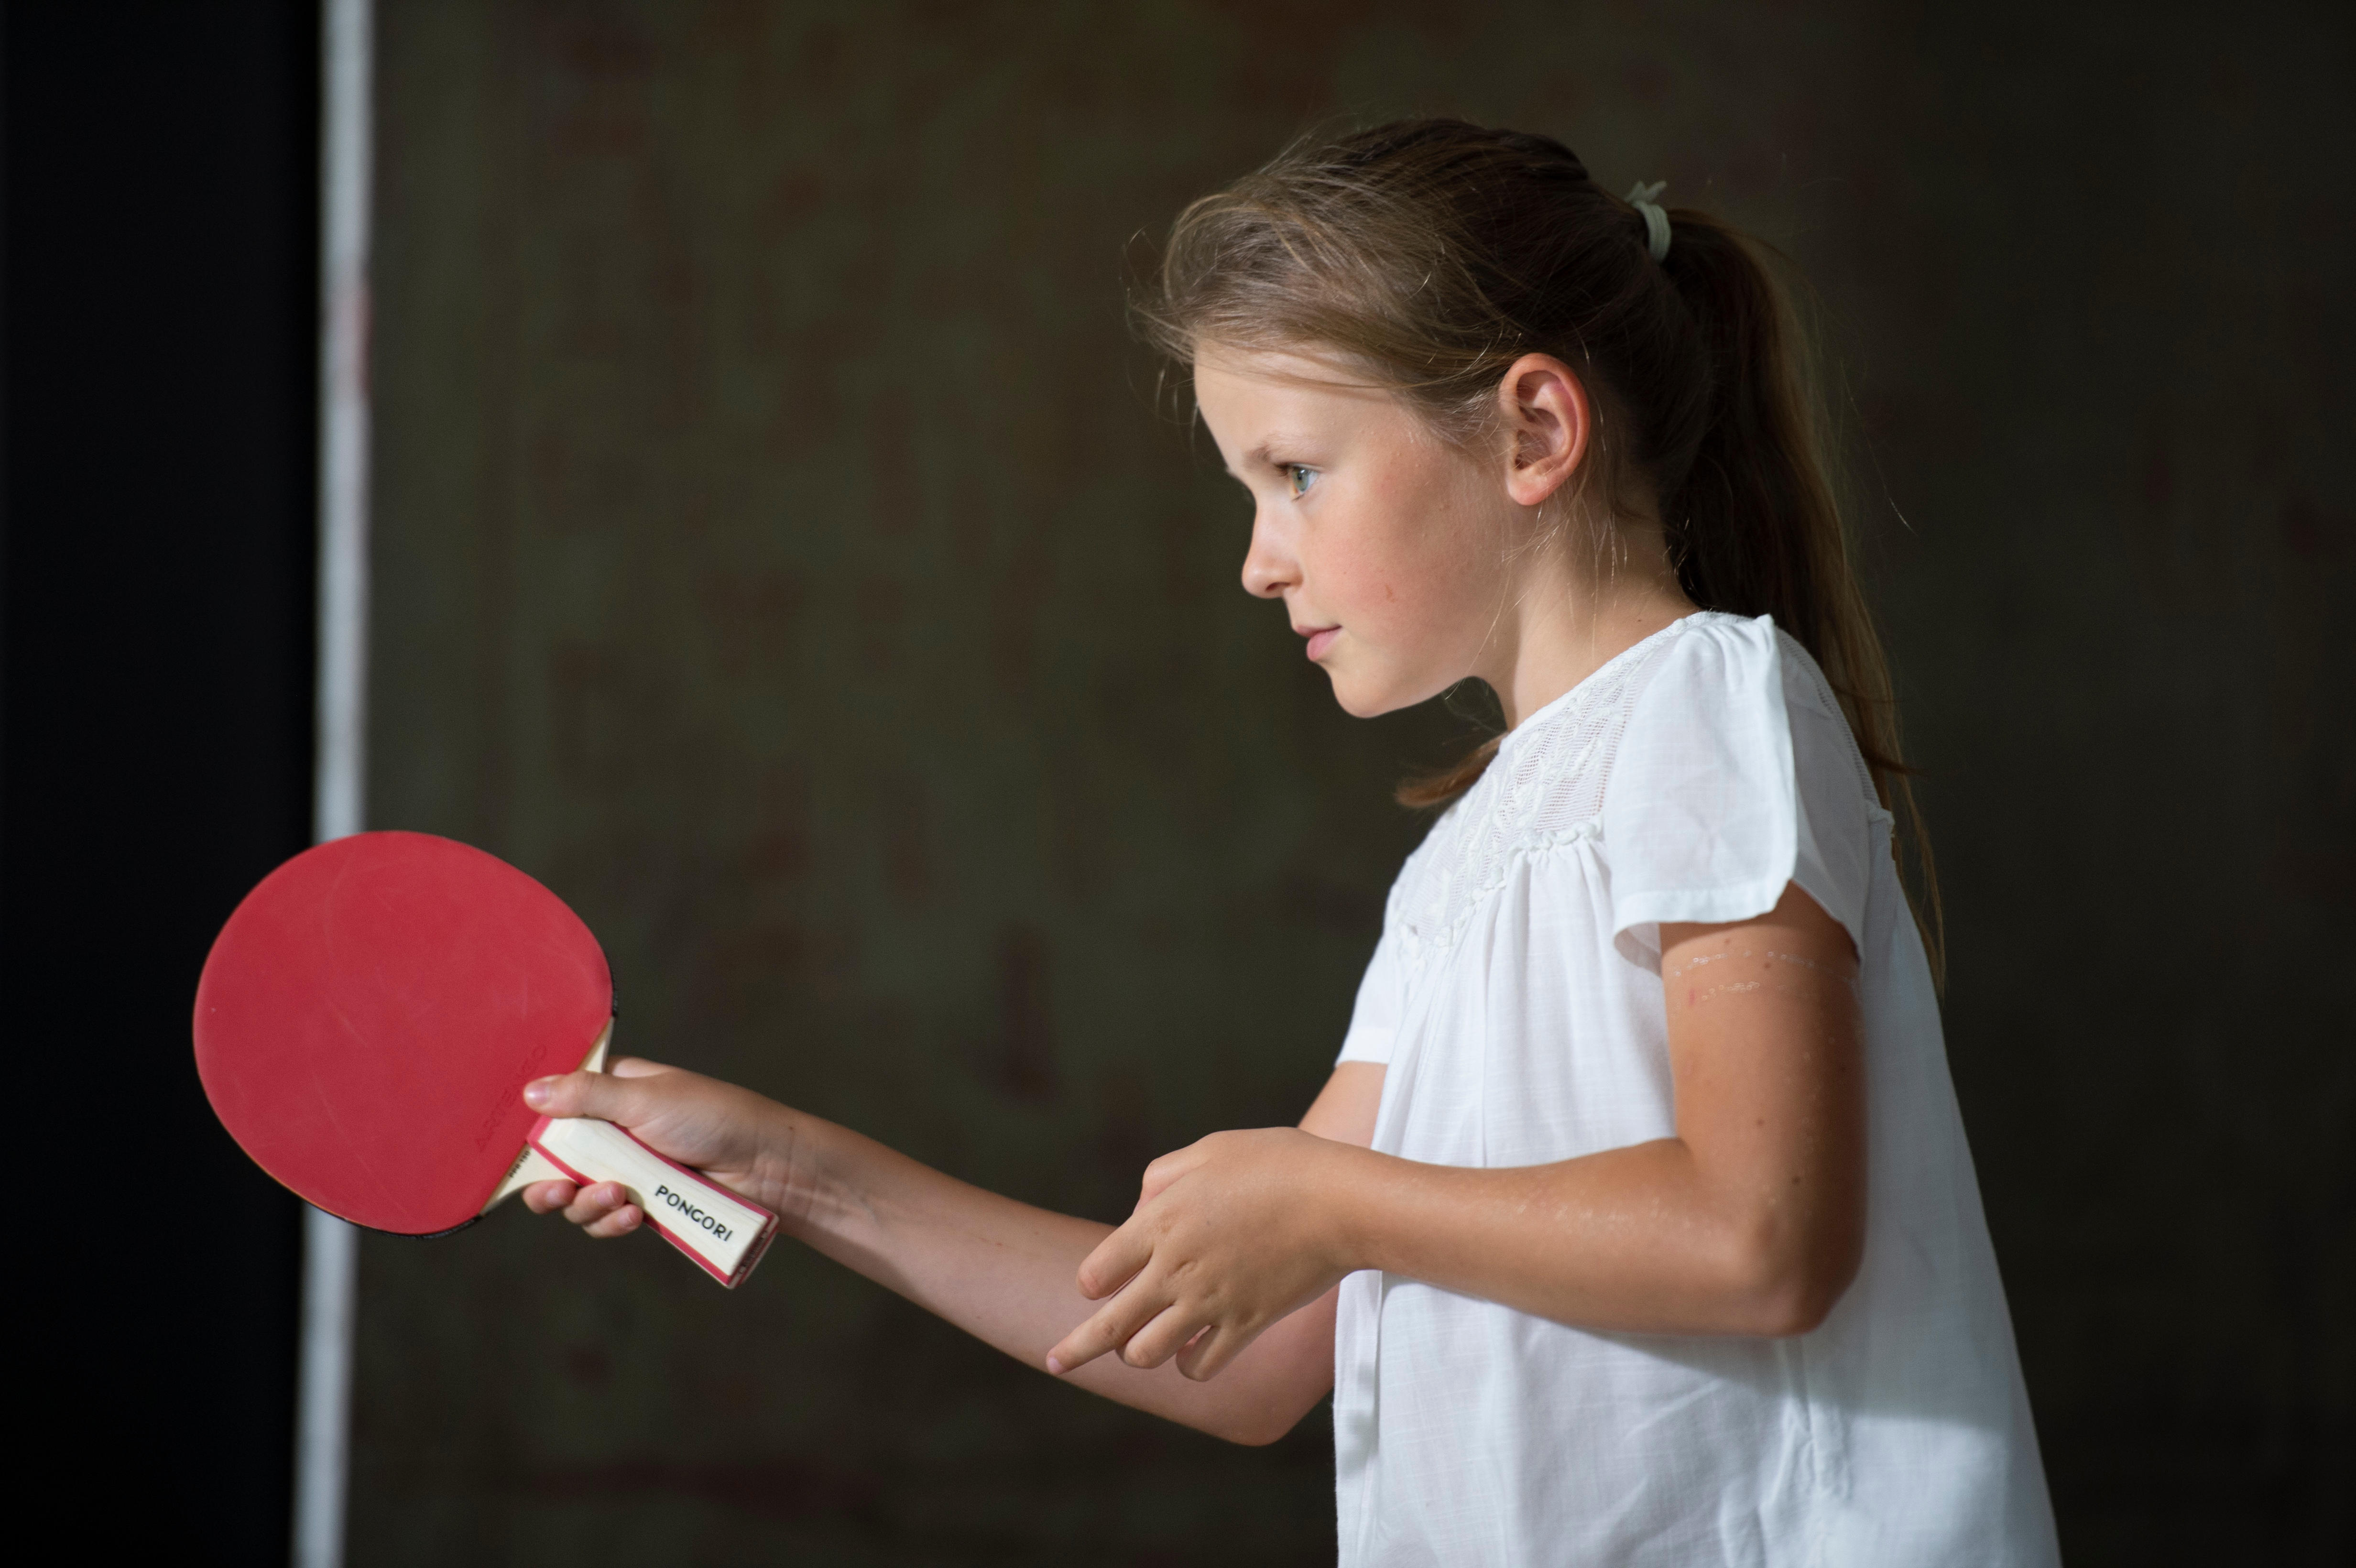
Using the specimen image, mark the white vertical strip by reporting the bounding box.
[314,0,371,848]
[293,1211,359,1568]
[296,3,372,1567]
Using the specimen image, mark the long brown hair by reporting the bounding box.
[1137,119,1942,977]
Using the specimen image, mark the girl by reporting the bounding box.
[522,121,2059,1565]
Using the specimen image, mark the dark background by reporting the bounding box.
[4,1,316,1561]
[6,2,2348,1565]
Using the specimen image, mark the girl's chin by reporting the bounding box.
[1322,665,1421,720]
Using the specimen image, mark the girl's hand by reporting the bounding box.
[517,1056,785,1239]
[1047,1127,1360,1383]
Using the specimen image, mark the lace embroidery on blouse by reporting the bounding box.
[1388,637,1651,979]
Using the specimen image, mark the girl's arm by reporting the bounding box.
[1048,882,1867,1381]
[519,1055,1382,1445]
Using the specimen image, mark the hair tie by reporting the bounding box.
[1626,181,1671,261]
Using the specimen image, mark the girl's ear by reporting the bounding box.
[1496,353,1591,509]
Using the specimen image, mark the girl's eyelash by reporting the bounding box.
[1283,464,1318,497]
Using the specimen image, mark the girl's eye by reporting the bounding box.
[1285,465,1318,498]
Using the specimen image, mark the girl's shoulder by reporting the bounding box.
[1495,610,1808,827]
[1596,611,1885,958]
[1606,611,1881,820]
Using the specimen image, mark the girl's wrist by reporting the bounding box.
[1310,1137,1385,1280]
[746,1100,835,1230]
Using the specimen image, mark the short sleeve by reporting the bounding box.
[1602,614,1875,969]
[1335,921,1405,1065]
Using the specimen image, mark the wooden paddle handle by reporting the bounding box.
[527,1115,779,1288]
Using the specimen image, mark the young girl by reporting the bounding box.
[521,121,2059,1565]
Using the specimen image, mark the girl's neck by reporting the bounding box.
[1483,550,1698,730]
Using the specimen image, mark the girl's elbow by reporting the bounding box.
[1723,1228,1863,1338]
[1204,1370,1331,1446]
[1746,1268,1851,1338]
[1203,1398,1312,1447]
[1222,1409,1306,1447]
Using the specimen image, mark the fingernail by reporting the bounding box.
[523,1080,550,1108]
[1045,1355,1065,1376]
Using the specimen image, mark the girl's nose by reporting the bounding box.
[1239,512,1297,600]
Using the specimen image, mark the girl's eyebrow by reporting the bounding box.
[1235,436,1316,474]
[1222,445,1276,483]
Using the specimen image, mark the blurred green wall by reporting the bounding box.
[358,2,2351,1563]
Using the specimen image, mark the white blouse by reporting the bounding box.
[1331,612,2058,1567]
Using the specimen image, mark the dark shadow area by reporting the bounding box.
[4,2,317,1559]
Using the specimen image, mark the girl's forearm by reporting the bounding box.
[1327,1138,1853,1338]
[760,1101,1335,1444]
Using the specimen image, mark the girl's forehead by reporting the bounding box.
[1195,342,1373,393]
[1194,347,1406,436]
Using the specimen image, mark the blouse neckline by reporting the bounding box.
[1497,611,1705,760]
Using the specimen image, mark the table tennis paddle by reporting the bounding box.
[194,830,776,1286]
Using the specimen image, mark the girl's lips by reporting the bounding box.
[1304,627,1341,661]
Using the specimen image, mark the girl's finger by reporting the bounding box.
[520,1180,578,1215]
[1136,1143,1205,1205]
[1074,1220,1155,1300]
[1118,1301,1206,1370]
[562,1181,631,1227]
[1177,1320,1251,1383]
[580,1203,644,1240]
[524,1070,662,1125]
[1047,1275,1171,1373]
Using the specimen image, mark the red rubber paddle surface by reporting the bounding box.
[194,831,613,1234]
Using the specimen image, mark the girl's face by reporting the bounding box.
[1194,346,1516,719]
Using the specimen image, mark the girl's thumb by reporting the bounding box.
[523,1069,644,1124]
